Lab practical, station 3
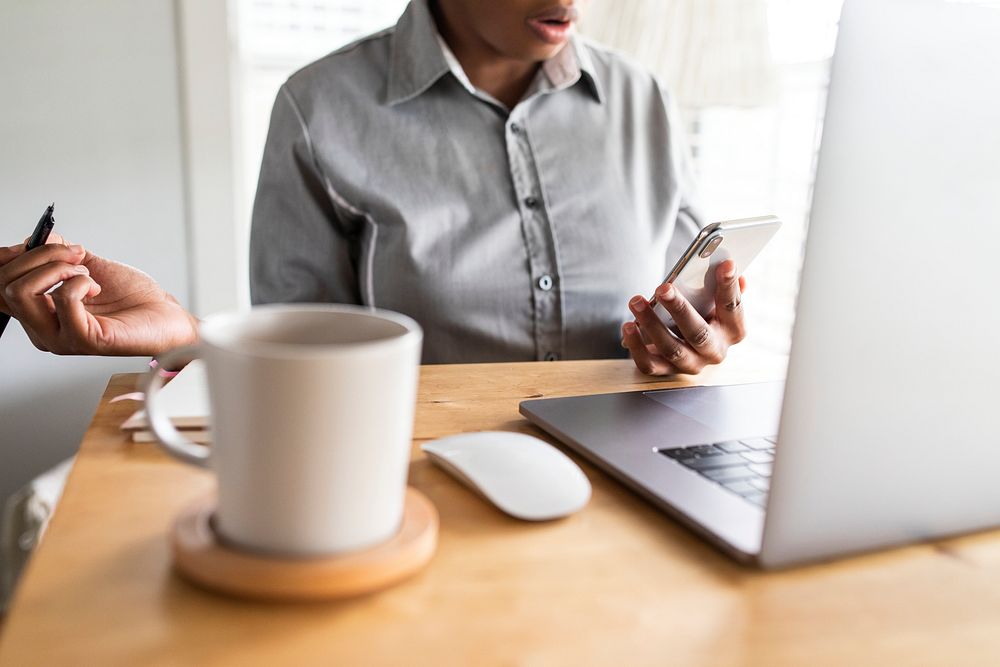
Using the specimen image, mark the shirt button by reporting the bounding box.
[524,196,540,210]
[544,352,559,361]
[510,122,523,134]
[537,274,553,291]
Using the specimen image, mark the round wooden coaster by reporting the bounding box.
[170,487,438,601]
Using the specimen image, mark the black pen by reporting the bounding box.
[0,203,56,339]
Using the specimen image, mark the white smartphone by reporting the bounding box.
[651,215,782,332]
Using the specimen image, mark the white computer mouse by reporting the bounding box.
[421,431,591,521]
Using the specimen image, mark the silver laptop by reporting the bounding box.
[521,0,1000,568]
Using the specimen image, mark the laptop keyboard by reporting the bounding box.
[657,437,777,507]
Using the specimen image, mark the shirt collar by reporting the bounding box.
[385,0,452,106]
[435,31,477,96]
[565,37,604,103]
[386,0,604,106]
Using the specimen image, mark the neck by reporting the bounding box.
[431,2,541,108]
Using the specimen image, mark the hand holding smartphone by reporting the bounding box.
[651,215,781,333]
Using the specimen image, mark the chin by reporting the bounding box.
[519,39,570,63]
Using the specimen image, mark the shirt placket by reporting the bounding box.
[506,113,563,362]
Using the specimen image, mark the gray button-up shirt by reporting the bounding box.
[250,0,700,364]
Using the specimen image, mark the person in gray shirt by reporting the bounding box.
[0,0,747,376]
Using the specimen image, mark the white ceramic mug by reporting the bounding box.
[143,304,422,556]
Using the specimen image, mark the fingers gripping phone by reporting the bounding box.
[651,215,782,332]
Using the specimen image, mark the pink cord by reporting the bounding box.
[149,358,180,378]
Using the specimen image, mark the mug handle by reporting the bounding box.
[142,344,210,468]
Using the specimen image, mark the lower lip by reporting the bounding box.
[526,18,574,45]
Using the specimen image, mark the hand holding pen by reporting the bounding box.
[0,205,199,355]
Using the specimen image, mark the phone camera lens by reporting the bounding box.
[699,235,724,258]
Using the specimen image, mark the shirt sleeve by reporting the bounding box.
[249,84,362,306]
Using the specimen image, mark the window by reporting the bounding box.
[693,0,843,353]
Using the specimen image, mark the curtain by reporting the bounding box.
[580,0,776,109]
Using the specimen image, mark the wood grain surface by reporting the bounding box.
[3,349,1000,666]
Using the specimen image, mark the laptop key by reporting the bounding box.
[715,440,749,453]
[740,450,774,464]
[685,453,751,470]
[658,448,692,460]
[722,480,758,495]
[741,437,774,451]
[748,462,773,477]
[764,436,778,444]
[687,444,722,457]
[702,465,756,482]
[749,477,770,492]
[745,491,768,507]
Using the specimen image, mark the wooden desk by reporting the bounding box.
[4,352,1000,666]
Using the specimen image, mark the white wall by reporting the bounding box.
[0,2,190,508]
